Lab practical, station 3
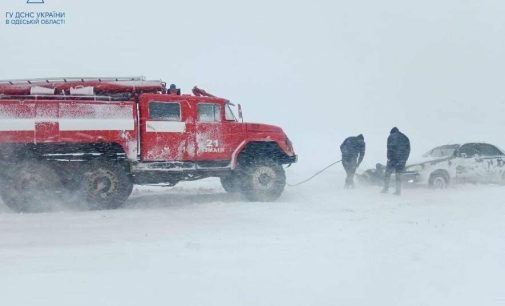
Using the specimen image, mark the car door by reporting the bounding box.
[453,143,483,182]
[140,99,193,161]
[454,143,501,183]
[474,143,505,182]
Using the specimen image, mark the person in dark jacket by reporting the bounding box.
[340,134,365,188]
[168,84,181,95]
[382,127,410,195]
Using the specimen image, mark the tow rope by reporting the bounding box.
[287,160,342,187]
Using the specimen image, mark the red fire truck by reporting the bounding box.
[0,77,296,212]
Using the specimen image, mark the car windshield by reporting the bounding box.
[225,103,237,121]
[423,144,459,158]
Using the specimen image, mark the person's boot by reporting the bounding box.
[394,175,402,195]
[382,175,391,193]
[344,177,349,189]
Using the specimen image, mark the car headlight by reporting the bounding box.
[405,164,424,172]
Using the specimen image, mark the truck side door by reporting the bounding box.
[222,103,245,160]
[195,102,229,164]
[140,98,193,161]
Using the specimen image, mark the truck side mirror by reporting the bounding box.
[238,104,243,122]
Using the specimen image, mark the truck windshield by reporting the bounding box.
[225,103,237,121]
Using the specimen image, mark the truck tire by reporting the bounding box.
[220,174,241,193]
[429,171,449,189]
[79,162,133,210]
[240,159,286,202]
[0,161,63,213]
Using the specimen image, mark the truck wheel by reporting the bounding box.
[0,161,63,213]
[240,159,286,202]
[79,162,133,210]
[429,171,449,189]
[220,174,241,193]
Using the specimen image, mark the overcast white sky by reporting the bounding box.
[1,0,504,168]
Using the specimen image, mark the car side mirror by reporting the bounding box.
[238,104,243,122]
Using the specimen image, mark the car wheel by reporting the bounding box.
[429,171,449,189]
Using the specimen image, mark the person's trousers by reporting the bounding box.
[342,157,358,188]
[384,160,406,193]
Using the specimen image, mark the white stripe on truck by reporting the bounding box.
[0,119,36,131]
[146,121,186,133]
[0,118,134,131]
[59,119,134,131]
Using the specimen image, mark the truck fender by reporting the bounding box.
[230,139,288,170]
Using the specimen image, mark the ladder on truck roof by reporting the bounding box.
[0,76,147,85]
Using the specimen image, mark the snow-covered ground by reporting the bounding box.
[1,169,504,306]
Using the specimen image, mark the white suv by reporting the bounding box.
[404,143,505,188]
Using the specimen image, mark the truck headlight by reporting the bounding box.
[285,136,293,149]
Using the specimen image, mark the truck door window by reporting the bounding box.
[225,103,237,121]
[149,102,181,121]
[198,103,221,122]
